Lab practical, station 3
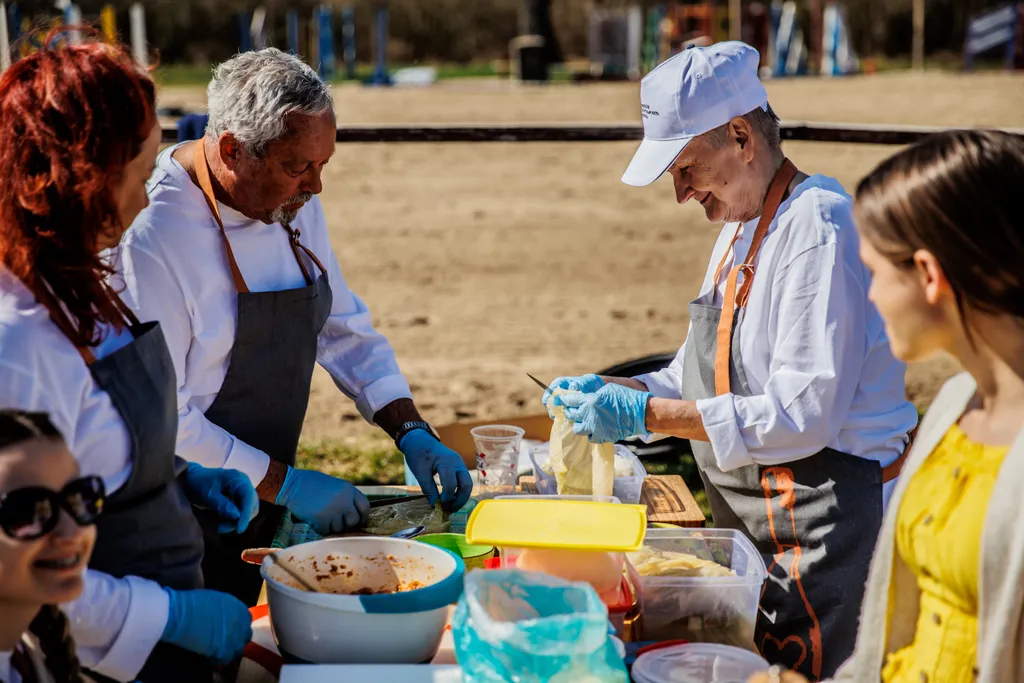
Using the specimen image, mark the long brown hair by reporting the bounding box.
[855,130,1024,328]
[0,411,83,683]
[0,32,155,349]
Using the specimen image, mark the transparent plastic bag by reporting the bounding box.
[453,570,629,683]
[548,390,614,497]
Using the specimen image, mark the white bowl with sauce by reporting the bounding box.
[261,536,465,664]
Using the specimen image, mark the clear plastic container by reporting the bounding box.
[631,643,769,683]
[630,528,766,649]
[530,443,647,502]
[612,448,648,504]
[495,493,621,504]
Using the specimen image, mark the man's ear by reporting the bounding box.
[729,117,755,162]
[218,132,242,170]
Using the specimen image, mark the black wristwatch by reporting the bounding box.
[393,420,437,446]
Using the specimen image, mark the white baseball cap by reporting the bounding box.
[621,41,769,187]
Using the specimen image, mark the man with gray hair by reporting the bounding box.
[544,43,917,678]
[116,48,472,605]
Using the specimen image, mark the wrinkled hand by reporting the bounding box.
[276,468,370,535]
[399,430,473,511]
[540,374,605,417]
[181,463,259,534]
[560,383,651,444]
[161,588,252,664]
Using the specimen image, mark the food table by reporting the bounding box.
[242,475,708,681]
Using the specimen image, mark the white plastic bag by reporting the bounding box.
[548,390,614,497]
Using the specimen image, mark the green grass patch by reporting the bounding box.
[153,60,581,88]
[152,64,214,87]
[296,436,405,485]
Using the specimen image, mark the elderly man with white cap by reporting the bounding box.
[544,42,917,679]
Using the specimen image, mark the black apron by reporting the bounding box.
[679,159,890,681]
[191,141,333,606]
[73,311,213,682]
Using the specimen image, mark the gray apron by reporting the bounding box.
[70,311,213,681]
[191,141,333,606]
[679,159,885,681]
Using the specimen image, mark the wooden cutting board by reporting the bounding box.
[518,474,705,527]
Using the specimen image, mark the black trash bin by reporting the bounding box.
[519,45,549,82]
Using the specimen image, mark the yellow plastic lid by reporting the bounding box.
[465,499,647,551]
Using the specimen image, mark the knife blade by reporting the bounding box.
[369,494,427,509]
[526,373,554,393]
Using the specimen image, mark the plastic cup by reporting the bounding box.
[470,425,525,492]
[417,533,495,571]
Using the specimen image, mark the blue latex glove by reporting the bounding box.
[181,463,259,534]
[161,588,253,664]
[541,374,605,417]
[559,383,652,444]
[276,467,370,535]
[399,430,473,512]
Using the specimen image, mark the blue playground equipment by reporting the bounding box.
[965,4,1022,70]
[366,3,391,86]
[317,5,335,79]
[342,5,356,80]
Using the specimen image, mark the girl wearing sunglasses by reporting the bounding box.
[749,131,1024,683]
[0,34,254,683]
[0,410,104,683]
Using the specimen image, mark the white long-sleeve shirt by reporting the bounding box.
[112,144,412,486]
[0,269,169,682]
[637,175,917,484]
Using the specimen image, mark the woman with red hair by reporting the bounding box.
[0,36,255,682]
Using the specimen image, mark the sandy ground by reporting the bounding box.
[158,71,1024,449]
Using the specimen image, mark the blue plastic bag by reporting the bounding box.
[453,569,629,682]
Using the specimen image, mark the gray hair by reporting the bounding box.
[705,102,782,151]
[206,48,334,157]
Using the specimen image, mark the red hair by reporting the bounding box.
[0,32,156,348]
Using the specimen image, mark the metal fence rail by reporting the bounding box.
[160,120,1024,145]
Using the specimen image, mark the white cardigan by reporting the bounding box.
[833,372,1024,682]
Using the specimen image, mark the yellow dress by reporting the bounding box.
[881,424,1009,683]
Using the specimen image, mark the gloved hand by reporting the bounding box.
[541,374,605,417]
[560,383,652,444]
[399,430,473,512]
[161,588,253,664]
[275,467,370,535]
[181,463,259,534]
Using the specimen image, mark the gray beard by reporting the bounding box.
[270,192,313,225]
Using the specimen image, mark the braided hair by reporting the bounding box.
[0,411,83,683]
[27,606,83,683]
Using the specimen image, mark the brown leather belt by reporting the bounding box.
[881,427,918,483]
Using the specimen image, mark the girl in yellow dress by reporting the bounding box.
[751,130,1024,683]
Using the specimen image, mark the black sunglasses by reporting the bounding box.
[0,476,105,541]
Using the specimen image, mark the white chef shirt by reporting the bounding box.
[112,143,412,486]
[636,175,917,498]
[0,269,171,681]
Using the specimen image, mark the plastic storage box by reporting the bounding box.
[612,449,648,505]
[631,643,770,683]
[529,444,647,503]
[630,528,766,649]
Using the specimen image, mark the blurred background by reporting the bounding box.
[4,1,1021,505]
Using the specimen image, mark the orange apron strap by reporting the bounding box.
[193,141,326,290]
[713,158,800,396]
[192,141,250,294]
[280,224,329,286]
